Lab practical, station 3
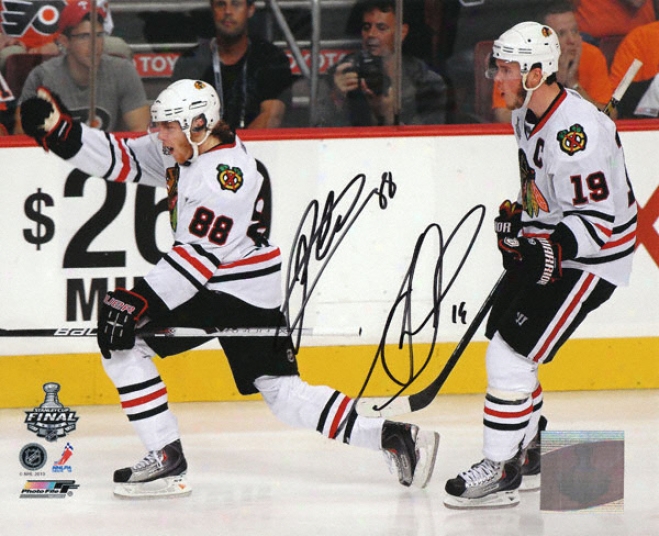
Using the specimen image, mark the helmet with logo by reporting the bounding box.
[151,79,221,133]
[492,21,560,77]
[151,79,221,160]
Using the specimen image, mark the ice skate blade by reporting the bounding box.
[412,431,440,489]
[443,489,520,509]
[113,474,192,499]
[519,474,540,492]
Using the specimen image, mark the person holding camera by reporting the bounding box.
[316,0,447,126]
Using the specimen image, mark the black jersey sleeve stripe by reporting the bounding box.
[209,263,281,283]
[614,214,637,233]
[126,143,143,183]
[190,243,221,267]
[522,221,556,232]
[163,255,207,290]
[564,209,616,223]
[574,245,635,264]
[102,131,118,180]
[581,216,608,247]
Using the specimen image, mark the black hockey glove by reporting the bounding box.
[494,199,523,270]
[97,288,149,358]
[498,236,562,285]
[20,87,83,159]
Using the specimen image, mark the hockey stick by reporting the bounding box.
[0,325,362,338]
[603,58,643,117]
[357,271,506,417]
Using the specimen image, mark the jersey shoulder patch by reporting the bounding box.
[216,164,244,193]
[556,123,587,156]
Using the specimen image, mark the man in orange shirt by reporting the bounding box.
[492,1,613,123]
[575,0,655,40]
[609,20,659,117]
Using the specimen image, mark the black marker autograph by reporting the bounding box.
[282,172,397,351]
[356,204,487,406]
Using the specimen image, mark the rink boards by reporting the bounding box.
[1,123,657,407]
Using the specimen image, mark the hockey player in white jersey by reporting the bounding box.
[20,79,439,498]
[443,22,637,509]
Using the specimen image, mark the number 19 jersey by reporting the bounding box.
[511,88,637,286]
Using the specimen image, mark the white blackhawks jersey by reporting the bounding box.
[511,88,637,286]
[68,125,282,310]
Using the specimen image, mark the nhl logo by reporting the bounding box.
[19,443,47,471]
[24,383,79,442]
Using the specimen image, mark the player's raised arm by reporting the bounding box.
[21,86,166,188]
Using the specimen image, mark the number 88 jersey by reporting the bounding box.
[68,126,282,312]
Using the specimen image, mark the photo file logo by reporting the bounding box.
[20,480,79,499]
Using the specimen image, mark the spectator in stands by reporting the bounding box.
[316,0,447,126]
[1,25,59,136]
[14,1,149,134]
[171,0,293,130]
[0,0,125,72]
[575,0,656,42]
[609,20,659,117]
[492,1,613,123]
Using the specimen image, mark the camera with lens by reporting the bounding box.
[348,52,392,96]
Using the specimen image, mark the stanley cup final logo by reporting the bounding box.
[24,383,78,442]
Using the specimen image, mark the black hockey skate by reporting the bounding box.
[520,415,547,491]
[381,421,439,489]
[444,455,523,509]
[113,439,191,498]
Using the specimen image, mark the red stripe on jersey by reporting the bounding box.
[121,387,167,409]
[484,404,533,420]
[329,395,351,439]
[173,246,214,279]
[218,248,281,270]
[530,90,568,137]
[603,229,636,249]
[115,138,132,183]
[595,223,613,238]
[533,272,596,363]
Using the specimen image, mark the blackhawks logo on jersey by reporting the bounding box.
[217,164,244,192]
[518,149,549,217]
[557,123,587,155]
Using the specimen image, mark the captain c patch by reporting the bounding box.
[557,124,587,156]
[216,164,244,192]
